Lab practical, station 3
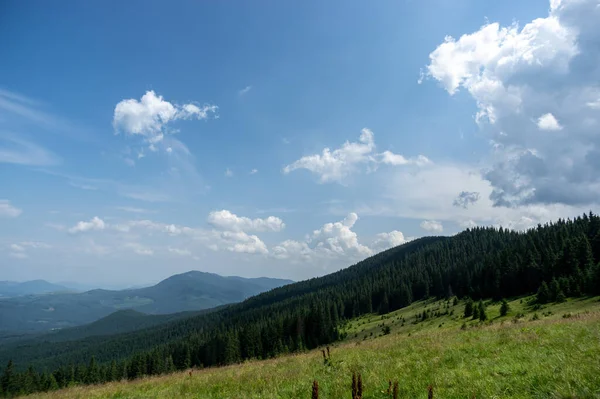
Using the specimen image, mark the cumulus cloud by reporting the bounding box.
[68,217,106,234]
[208,210,285,232]
[537,113,563,130]
[0,200,22,218]
[420,220,444,233]
[283,129,430,184]
[272,213,410,265]
[273,213,373,261]
[283,129,376,183]
[217,231,268,254]
[250,168,258,175]
[371,231,407,252]
[453,191,481,208]
[113,90,217,151]
[424,0,600,207]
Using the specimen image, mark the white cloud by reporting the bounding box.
[113,90,217,152]
[250,168,258,175]
[420,220,444,233]
[283,129,375,183]
[272,213,374,261]
[68,217,106,234]
[225,168,233,177]
[537,113,563,130]
[424,0,600,207]
[207,210,285,232]
[379,151,431,166]
[217,231,268,254]
[0,200,22,218]
[283,129,430,184]
[371,231,407,252]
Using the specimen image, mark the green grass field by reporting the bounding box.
[27,296,600,398]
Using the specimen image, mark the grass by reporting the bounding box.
[27,296,600,398]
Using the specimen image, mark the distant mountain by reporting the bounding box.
[0,280,71,297]
[0,271,292,333]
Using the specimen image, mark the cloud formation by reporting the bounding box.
[420,220,444,233]
[283,129,430,184]
[272,213,405,262]
[424,0,600,207]
[113,90,217,151]
[208,210,285,232]
[68,217,106,234]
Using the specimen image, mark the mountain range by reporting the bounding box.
[0,280,71,297]
[0,271,292,334]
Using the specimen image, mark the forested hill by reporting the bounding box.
[2,213,600,396]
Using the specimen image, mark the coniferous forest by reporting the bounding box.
[1,212,600,397]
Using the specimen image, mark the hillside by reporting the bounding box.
[1,213,599,397]
[23,296,600,398]
[0,281,70,298]
[0,271,292,333]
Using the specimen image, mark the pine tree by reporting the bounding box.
[86,356,100,384]
[500,299,510,316]
[463,298,473,318]
[536,281,550,304]
[556,290,567,303]
[472,304,480,320]
[1,360,16,396]
[478,301,487,321]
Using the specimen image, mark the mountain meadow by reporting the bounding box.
[1,212,600,397]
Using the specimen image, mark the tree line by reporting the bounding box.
[2,212,600,397]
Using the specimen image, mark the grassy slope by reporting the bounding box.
[27,297,600,399]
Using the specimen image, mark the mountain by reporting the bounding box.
[0,271,293,333]
[0,280,70,297]
[1,212,598,382]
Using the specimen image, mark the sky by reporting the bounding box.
[1,0,600,287]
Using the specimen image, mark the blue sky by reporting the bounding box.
[1,0,599,286]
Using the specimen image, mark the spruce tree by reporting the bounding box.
[478,301,487,321]
[472,304,480,320]
[464,298,473,318]
[536,281,550,304]
[500,299,509,316]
